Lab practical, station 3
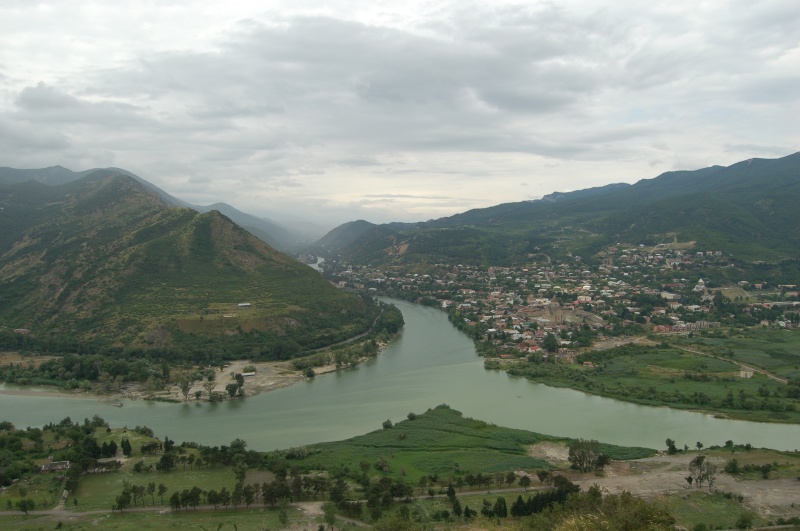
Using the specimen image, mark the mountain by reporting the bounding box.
[316,220,380,250]
[318,152,800,266]
[192,202,300,250]
[0,170,377,354]
[0,165,304,251]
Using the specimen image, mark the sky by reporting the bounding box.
[1,1,798,233]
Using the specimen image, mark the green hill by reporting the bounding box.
[0,171,377,357]
[0,165,307,251]
[318,152,800,266]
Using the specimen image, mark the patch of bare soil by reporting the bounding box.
[0,351,58,368]
[591,335,657,351]
[528,441,570,464]
[572,453,800,520]
[527,446,799,519]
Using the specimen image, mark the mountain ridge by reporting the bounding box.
[0,165,304,251]
[0,171,377,354]
[316,152,800,265]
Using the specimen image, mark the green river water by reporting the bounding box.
[1,299,798,451]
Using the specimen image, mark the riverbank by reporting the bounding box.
[0,343,390,405]
[499,338,800,425]
[2,298,799,453]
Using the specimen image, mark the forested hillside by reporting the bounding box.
[318,152,800,266]
[0,171,378,360]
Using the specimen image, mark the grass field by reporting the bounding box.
[509,343,800,423]
[681,328,800,381]
[657,490,764,530]
[302,405,654,484]
[0,506,322,530]
[4,407,798,529]
[74,465,237,511]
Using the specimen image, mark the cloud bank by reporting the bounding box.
[1,0,798,229]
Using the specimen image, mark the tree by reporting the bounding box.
[510,494,526,517]
[179,380,192,401]
[536,470,551,485]
[568,438,607,472]
[493,496,507,518]
[231,484,243,508]
[519,475,531,491]
[157,452,175,471]
[225,383,239,398]
[329,478,348,505]
[120,437,132,457]
[157,483,168,505]
[505,471,517,488]
[417,476,428,495]
[187,486,202,509]
[724,458,740,474]
[115,490,131,512]
[16,499,34,514]
[665,438,678,455]
[168,491,181,511]
[688,455,706,487]
[278,498,290,528]
[219,487,231,508]
[207,489,219,509]
[322,500,337,530]
[735,511,755,529]
[543,332,559,353]
[703,461,718,490]
[147,482,156,504]
[382,419,393,429]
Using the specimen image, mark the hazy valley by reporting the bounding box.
[1,152,799,530]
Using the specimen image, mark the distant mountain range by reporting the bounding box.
[0,165,311,251]
[0,170,376,353]
[316,152,800,266]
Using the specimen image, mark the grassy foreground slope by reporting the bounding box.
[6,407,800,530]
[303,405,655,482]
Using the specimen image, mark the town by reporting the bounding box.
[323,243,800,363]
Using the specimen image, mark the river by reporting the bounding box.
[1,299,798,451]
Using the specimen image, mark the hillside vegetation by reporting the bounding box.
[0,171,378,358]
[318,152,800,266]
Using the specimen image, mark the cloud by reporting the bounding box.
[0,116,70,150]
[0,1,798,229]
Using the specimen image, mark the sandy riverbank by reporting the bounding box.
[0,338,390,403]
[0,358,347,403]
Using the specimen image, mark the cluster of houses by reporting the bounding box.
[325,242,798,357]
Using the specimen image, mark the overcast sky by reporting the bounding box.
[1,1,798,232]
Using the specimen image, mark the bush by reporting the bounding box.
[382,419,393,429]
[735,511,755,529]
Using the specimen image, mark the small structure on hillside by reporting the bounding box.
[41,461,70,473]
